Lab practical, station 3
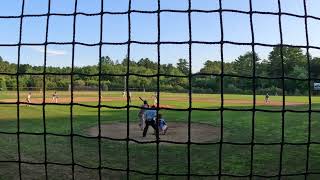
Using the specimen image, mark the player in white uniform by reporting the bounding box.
[52,91,58,103]
[152,92,158,106]
[138,100,149,130]
[265,93,270,104]
[26,92,31,106]
[123,91,132,103]
[129,92,132,103]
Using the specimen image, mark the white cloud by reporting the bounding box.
[29,46,67,56]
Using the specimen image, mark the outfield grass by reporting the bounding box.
[0,92,320,179]
[1,90,320,108]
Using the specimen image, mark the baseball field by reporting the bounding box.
[0,91,320,179]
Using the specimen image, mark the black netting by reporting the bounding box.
[0,0,319,179]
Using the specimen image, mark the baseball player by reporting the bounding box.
[142,105,158,137]
[138,100,149,130]
[157,114,168,135]
[152,92,158,106]
[26,92,32,106]
[122,91,132,103]
[265,93,270,104]
[129,91,132,103]
[52,91,58,103]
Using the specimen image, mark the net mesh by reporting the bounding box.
[0,0,319,179]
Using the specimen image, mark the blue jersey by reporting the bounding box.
[138,104,148,117]
[159,118,166,129]
[144,110,157,121]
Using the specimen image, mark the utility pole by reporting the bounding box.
[124,76,126,92]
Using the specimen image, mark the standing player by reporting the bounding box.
[138,100,149,130]
[152,92,158,106]
[26,92,32,106]
[265,93,270,104]
[142,106,158,137]
[52,91,58,103]
[123,91,132,103]
[128,91,132,103]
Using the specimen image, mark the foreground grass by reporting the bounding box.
[0,100,320,179]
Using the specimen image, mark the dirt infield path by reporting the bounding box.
[87,122,220,144]
[0,96,305,106]
[0,97,119,103]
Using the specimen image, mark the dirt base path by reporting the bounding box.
[0,97,174,108]
[0,97,121,103]
[0,96,305,106]
[87,122,220,144]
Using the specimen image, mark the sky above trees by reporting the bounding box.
[0,0,320,72]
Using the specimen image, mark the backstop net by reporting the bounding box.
[0,0,319,179]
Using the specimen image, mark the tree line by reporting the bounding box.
[0,47,319,95]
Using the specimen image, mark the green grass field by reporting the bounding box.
[0,91,320,179]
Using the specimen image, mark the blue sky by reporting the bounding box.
[0,0,320,72]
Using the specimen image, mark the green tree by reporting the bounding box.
[137,58,157,69]
[233,52,260,76]
[229,52,260,91]
[311,57,320,78]
[199,60,221,74]
[177,59,189,75]
[74,80,85,87]
[286,65,308,95]
[101,56,114,66]
[268,47,307,77]
[101,80,111,91]
[18,64,32,73]
[0,77,7,91]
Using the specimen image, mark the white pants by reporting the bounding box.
[161,125,168,131]
[139,115,145,130]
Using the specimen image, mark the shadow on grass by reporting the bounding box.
[0,105,319,179]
